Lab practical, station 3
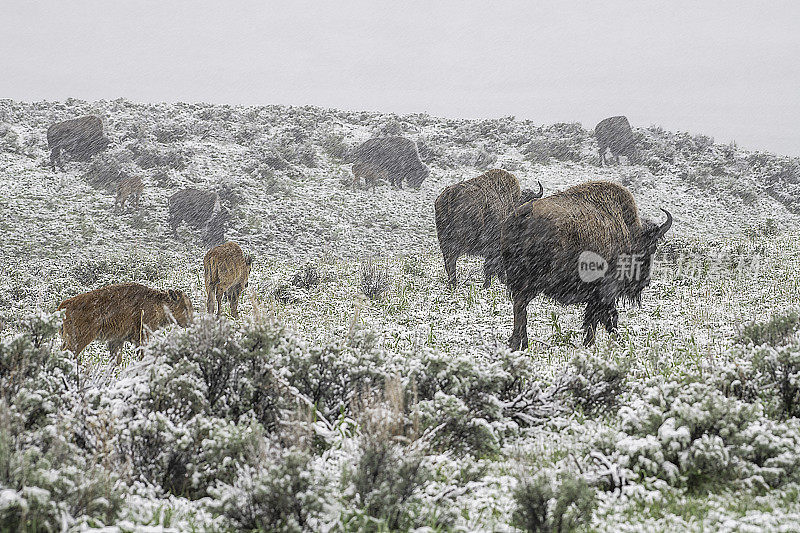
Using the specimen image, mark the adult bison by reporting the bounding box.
[435,169,543,288]
[350,137,429,189]
[595,116,637,166]
[204,241,253,318]
[58,282,193,363]
[47,115,110,171]
[501,181,672,349]
[169,188,229,247]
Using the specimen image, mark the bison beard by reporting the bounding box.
[501,181,671,349]
[435,169,542,289]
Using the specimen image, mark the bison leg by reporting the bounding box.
[600,304,619,337]
[483,256,504,289]
[582,300,605,346]
[107,340,125,365]
[206,284,216,314]
[509,291,533,351]
[229,285,242,318]
[215,287,225,316]
[443,253,458,289]
[51,147,64,172]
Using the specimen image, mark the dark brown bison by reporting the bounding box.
[204,241,253,318]
[115,174,144,212]
[169,188,229,247]
[501,181,672,349]
[350,137,430,189]
[435,169,543,288]
[595,116,637,166]
[47,115,110,171]
[58,282,193,363]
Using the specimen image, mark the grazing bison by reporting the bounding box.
[169,188,229,246]
[595,116,637,166]
[350,137,430,189]
[435,169,543,288]
[501,181,672,349]
[58,282,193,363]
[204,241,253,318]
[115,174,144,212]
[47,115,110,171]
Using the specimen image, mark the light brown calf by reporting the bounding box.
[352,162,388,192]
[204,241,253,318]
[115,175,144,212]
[58,282,193,363]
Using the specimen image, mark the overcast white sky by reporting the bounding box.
[3,1,799,155]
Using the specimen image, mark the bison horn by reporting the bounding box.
[533,181,543,198]
[656,208,672,239]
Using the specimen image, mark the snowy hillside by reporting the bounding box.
[1,98,800,531]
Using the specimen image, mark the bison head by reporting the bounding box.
[406,164,430,189]
[167,289,194,327]
[519,181,544,205]
[625,208,673,303]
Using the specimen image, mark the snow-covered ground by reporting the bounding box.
[1,98,800,531]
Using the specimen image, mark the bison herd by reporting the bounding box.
[48,113,671,362]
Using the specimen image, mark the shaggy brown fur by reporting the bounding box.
[115,174,144,212]
[501,181,671,349]
[204,241,253,318]
[47,115,110,172]
[58,282,193,363]
[435,169,542,288]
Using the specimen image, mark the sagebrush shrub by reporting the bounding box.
[512,472,596,533]
[565,354,629,415]
[210,445,324,533]
[752,342,800,419]
[600,378,800,490]
[291,264,321,289]
[360,261,389,300]
[738,310,799,346]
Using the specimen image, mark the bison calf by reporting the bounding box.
[352,162,388,192]
[204,241,253,318]
[58,282,193,363]
[115,174,144,212]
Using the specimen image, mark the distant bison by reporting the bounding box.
[501,181,671,349]
[350,137,429,189]
[47,115,110,171]
[204,241,253,318]
[435,169,543,288]
[595,116,637,166]
[58,282,193,363]
[169,188,229,247]
[115,174,143,212]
